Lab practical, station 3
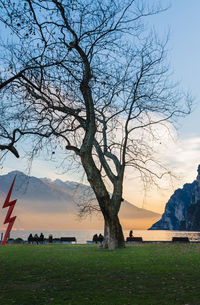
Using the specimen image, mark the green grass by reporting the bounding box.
[0,243,200,305]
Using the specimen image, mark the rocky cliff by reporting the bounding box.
[149,165,200,231]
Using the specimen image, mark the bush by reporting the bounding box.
[14,238,24,244]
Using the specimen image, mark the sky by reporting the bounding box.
[1,0,200,216]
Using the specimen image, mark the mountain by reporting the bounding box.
[0,171,160,230]
[149,165,200,231]
[181,166,200,231]
[0,171,77,213]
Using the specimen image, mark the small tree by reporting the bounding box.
[0,0,191,249]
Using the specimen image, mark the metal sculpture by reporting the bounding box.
[1,175,17,245]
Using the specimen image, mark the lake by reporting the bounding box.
[2,229,200,244]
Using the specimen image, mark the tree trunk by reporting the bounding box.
[103,211,125,250]
[80,152,125,249]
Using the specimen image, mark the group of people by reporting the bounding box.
[92,233,104,244]
[28,233,44,244]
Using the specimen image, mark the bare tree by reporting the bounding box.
[0,63,25,156]
[0,53,62,157]
[0,0,191,249]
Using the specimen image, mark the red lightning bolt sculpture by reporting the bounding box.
[1,175,17,245]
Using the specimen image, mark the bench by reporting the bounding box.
[93,237,104,243]
[126,237,143,242]
[60,237,77,243]
[172,237,190,243]
[87,237,104,244]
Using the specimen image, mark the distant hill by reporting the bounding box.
[0,171,160,230]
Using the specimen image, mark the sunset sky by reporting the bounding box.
[1,1,200,215]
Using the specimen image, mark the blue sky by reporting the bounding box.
[1,1,200,213]
[149,0,200,137]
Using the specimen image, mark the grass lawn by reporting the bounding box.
[0,243,200,305]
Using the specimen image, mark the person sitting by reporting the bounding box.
[92,234,98,243]
[34,234,39,244]
[48,234,53,243]
[99,233,104,244]
[129,230,133,238]
[28,233,33,244]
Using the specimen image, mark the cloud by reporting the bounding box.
[123,133,200,214]
[1,118,200,217]
[162,136,200,182]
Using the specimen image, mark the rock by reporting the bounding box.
[184,202,200,230]
[183,165,200,230]
[149,165,200,231]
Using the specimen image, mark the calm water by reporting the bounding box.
[2,229,200,243]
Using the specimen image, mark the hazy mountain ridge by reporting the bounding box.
[0,171,160,230]
[43,176,161,219]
